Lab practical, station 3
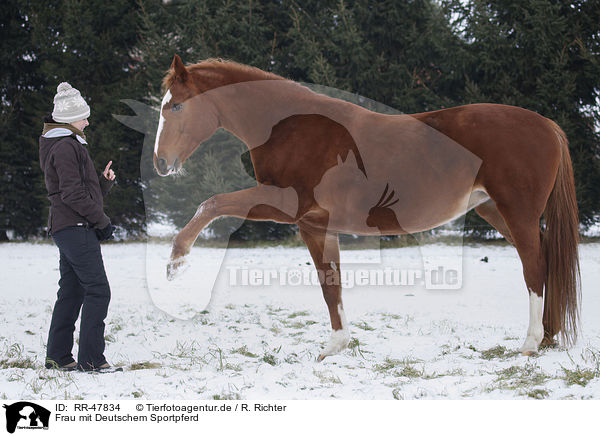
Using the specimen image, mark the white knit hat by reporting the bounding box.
[52,82,90,123]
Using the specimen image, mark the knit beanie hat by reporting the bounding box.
[52,82,90,123]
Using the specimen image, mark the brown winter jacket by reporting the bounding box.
[39,119,114,235]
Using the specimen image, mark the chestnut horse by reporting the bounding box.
[154,54,579,359]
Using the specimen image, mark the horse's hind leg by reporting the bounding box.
[477,198,551,351]
[475,199,514,244]
[298,223,350,361]
[497,212,546,355]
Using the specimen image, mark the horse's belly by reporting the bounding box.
[319,187,489,236]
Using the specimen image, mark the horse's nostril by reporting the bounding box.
[157,158,168,174]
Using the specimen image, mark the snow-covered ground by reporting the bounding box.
[1,241,599,400]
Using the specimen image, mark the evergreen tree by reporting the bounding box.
[447,0,600,228]
[0,1,48,238]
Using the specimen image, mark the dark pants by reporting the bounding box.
[47,226,111,370]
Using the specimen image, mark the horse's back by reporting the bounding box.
[410,103,560,159]
[411,103,562,213]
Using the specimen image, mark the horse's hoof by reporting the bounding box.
[540,337,557,347]
[318,329,350,361]
[520,350,537,357]
[167,256,188,280]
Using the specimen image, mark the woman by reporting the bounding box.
[39,82,120,372]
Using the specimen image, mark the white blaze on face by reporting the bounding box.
[154,89,172,155]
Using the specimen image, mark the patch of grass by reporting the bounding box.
[209,347,227,371]
[288,311,309,319]
[479,345,520,360]
[526,388,550,399]
[195,317,210,326]
[129,361,161,370]
[486,363,550,393]
[374,357,425,378]
[212,393,242,400]
[163,340,207,366]
[27,367,78,396]
[170,341,201,359]
[284,353,300,364]
[561,366,598,387]
[261,353,278,366]
[374,357,422,373]
[132,391,144,398]
[109,316,124,334]
[480,345,507,359]
[348,337,367,358]
[266,306,285,315]
[225,363,243,371]
[0,357,37,369]
[374,358,401,372]
[397,365,424,378]
[0,343,37,369]
[313,369,342,384]
[581,347,600,373]
[423,368,465,379]
[231,345,258,358]
[440,344,457,356]
[354,321,375,331]
[27,377,44,394]
[7,373,24,382]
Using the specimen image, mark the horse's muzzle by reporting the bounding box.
[156,157,168,175]
[155,157,180,176]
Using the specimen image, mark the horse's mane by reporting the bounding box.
[162,58,284,91]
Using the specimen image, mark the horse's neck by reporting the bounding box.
[206,80,361,149]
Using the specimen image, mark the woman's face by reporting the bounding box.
[71,118,89,131]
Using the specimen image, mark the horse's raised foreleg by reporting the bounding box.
[298,223,350,361]
[168,184,298,279]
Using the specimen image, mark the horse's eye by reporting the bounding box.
[171,103,183,112]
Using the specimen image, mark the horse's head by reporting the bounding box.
[154,55,220,176]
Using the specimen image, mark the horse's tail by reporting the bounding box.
[541,119,580,345]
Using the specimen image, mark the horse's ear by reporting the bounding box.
[345,151,357,168]
[171,54,189,82]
